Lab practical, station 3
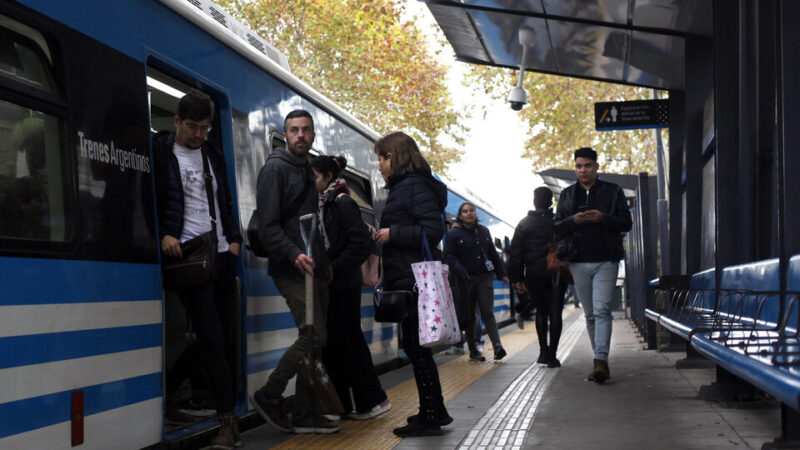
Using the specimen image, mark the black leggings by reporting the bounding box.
[527,274,566,353]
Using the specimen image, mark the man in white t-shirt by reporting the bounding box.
[153,91,242,450]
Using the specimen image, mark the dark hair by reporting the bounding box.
[177,90,214,122]
[283,109,314,132]
[574,147,598,162]
[373,131,431,178]
[456,202,478,224]
[533,186,553,209]
[310,155,347,180]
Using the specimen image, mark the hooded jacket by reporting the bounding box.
[554,179,632,262]
[508,208,555,282]
[320,183,372,291]
[379,172,447,290]
[152,131,242,247]
[256,149,328,279]
[444,222,507,279]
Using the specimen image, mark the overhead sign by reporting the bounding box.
[594,99,669,131]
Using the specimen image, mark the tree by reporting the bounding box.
[218,0,467,173]
[466,67,665,175]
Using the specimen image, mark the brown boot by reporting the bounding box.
[591,359,610,383]
[210,413,235,450]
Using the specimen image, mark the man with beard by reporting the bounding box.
[250,110,338,434]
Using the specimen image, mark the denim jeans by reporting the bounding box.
[568,261,619,361]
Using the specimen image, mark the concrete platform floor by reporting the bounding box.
[238,309,783,449]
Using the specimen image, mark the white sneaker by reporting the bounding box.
[323,414,345,421]
[347,400,392,420]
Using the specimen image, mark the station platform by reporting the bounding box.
[238,308,781,449]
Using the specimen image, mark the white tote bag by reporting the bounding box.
[412,231,461,348]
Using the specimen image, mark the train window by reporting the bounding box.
[0,99,69,241]
[341,170,372,209]
[269,130,285,153]
[0,14,56,93]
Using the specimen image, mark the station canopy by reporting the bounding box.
[422,0,712,90]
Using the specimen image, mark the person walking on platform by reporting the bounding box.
[250,110,339,434]
[444,202,510,362]
[509,187,566,368]
[555,147,632,383]
[311,155,392,421]
[153,91,243,449]
[373,131,451,437]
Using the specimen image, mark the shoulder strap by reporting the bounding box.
[200,147,217,235]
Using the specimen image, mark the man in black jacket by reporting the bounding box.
[509,187,565,368]
[250,110,337,434]
[554,147,632,383]
[153,91,242,449]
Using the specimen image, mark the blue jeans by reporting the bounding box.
[569,261,619,361]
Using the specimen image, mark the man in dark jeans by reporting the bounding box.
[154,91,242,449]
[250,110,337,434]
[554,147,632,384]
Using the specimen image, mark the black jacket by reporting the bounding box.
[444,223,507,279]
[256,149,328,279]
[152,132,242,247]
[554,179,632,262]
[509,209,555,282]
[379,172,447,290]
[322,184,372,291]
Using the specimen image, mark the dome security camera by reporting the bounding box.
[508,85,526,111]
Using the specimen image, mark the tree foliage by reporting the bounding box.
[466,67,665,175]
[218,0,466,173]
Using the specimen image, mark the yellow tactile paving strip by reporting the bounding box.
[273,319,546,450]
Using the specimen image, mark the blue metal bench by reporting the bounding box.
[644,257,800,448]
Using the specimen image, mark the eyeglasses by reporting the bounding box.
[183,122,212,134]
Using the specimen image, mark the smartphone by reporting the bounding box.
[577,204,589,213]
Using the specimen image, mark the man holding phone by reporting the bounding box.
[554,147,632,383]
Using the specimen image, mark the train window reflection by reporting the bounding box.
[0,99,69,241]
[0,14,57,93]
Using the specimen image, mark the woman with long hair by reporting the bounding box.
[310,155,391,420]
[373,132,451,437]
[444,202,510,362]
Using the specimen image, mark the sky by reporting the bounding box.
[403,1,545,226]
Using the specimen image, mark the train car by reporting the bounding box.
[0,0,514,448]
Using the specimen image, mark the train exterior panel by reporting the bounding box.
[0,1,514,447]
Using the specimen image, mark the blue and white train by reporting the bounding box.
[0,0,515,448]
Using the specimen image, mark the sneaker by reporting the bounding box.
[469,352,486,362]
[407,412,453,426]
[322,413,345,421]
[209,414,235,450]
[292,414,341,434]
[250,390,293,433]
[494,347,507,361]
[516,314,525,329]
[477,344,485,353]
[393,420,444,437]
[443,345,465,355]
[348,400,392,420]
[165,398,197,425]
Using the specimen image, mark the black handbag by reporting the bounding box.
[162,148,218,290]
[373,283,414,323]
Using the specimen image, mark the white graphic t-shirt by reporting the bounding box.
[173,142,229,252]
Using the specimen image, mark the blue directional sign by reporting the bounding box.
[595,99,669,131]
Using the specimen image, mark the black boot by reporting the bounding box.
[393,420,444,437]
[536,345,549,364]
[547,348,561,368]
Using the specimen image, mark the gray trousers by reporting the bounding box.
[472,272,502,349]
[262,275,329,414]
[569,261,619,361]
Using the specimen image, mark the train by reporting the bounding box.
[0,0,516,448]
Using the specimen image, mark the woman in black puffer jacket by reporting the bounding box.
[311,155,391,421]
[373,132,450,437]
